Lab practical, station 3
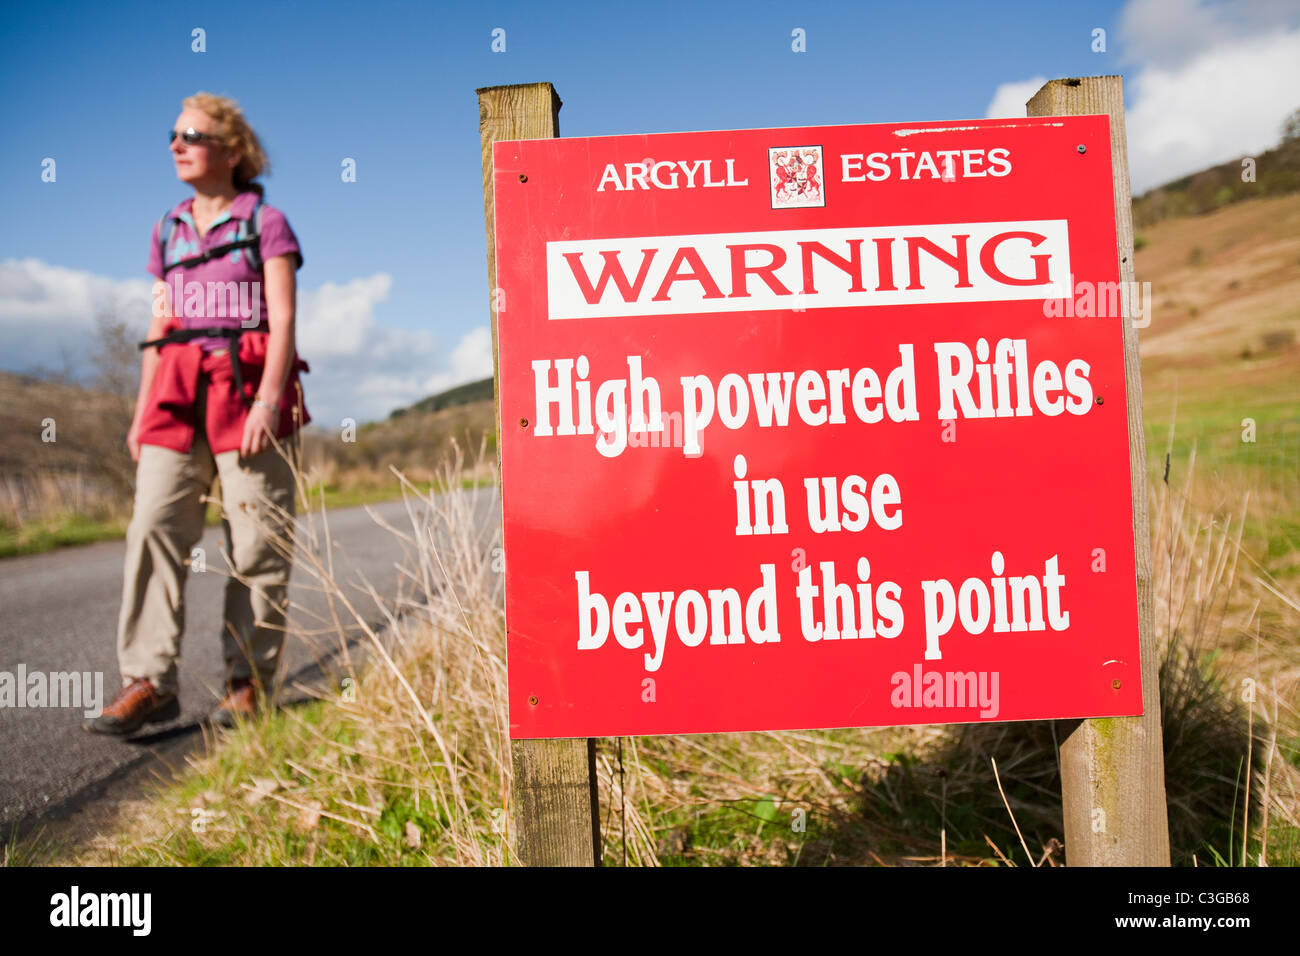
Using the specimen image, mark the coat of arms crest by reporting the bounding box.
[770,145,825,208]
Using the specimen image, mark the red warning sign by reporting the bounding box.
[493,115,1142,739]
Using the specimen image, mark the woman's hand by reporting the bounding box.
[244,254,297,461]
[127,419,143,462]
[240,402,278,459]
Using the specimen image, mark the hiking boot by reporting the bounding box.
[211,677,259,727]
[82,678,179,736]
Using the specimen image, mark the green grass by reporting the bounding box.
[0,512,130,559]
[1191,782,1299,867]
[0,477,494,561]
[642,796,817,867]
[1143,394,1300,479]
[1141,367,1300,589]
[93,699,460,867]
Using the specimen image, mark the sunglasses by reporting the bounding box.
[169,127,223,147]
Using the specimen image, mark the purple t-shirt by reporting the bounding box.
[147,190,303,351]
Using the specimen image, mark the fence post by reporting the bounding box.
[1028,75,1171,866]
[477,81,602,866]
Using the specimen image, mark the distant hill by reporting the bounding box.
[0,370,135,490]
[0,369,137,541]
[1133,190,1299,369]
[300,396,496,488]
[395,377,494,417]
[288,378,499,491]
[1134,135,1300,230]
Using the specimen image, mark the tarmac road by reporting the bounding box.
[0,492,495,836]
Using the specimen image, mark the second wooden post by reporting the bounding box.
[1028,74,1171,867]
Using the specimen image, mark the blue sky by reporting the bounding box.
[2,0,1297,422]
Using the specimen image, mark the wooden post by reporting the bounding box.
[478,82,602,867]
[1028,76,1170,866]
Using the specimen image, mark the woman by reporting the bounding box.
[84,93,308,735]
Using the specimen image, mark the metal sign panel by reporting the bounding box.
[494,116,1141,739]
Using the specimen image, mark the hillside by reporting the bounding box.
[1136,192,1300,366]
[300,397,495,491]
[1134,134,1300,229]
[296,375,496,491]
[0,370,135,549]
[0,371,132,480]
[397,377,494,416]
[1133,191,1300,698]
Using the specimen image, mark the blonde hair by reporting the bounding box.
[182,92,269,197]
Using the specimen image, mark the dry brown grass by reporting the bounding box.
[297,400,495,492]
[1136,193,1300,366]
[0,371,135,528]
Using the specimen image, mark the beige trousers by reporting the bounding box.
[116,384,297,699]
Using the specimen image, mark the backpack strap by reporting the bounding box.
[157,196,265,276]
[242,195,265,273]
[157,209,177,274]
[137,325,268,407]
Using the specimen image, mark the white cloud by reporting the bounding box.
[985,1,1300,193]
[1116,0,1230,69]
[984,76,1048,119]
[0,258,154,375]
[1123,26,1300,192]
[295,278,491,423]
[1118,0,1299,69]
[422,326,493,395]
[296,274,397,359]
[0,258,492,424]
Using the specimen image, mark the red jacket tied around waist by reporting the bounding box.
[136,316,311,455]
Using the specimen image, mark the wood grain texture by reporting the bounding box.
[510,737,601,866]
[478,82,563,458]
[478,83,600,867]
[1028,76,1171,866]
